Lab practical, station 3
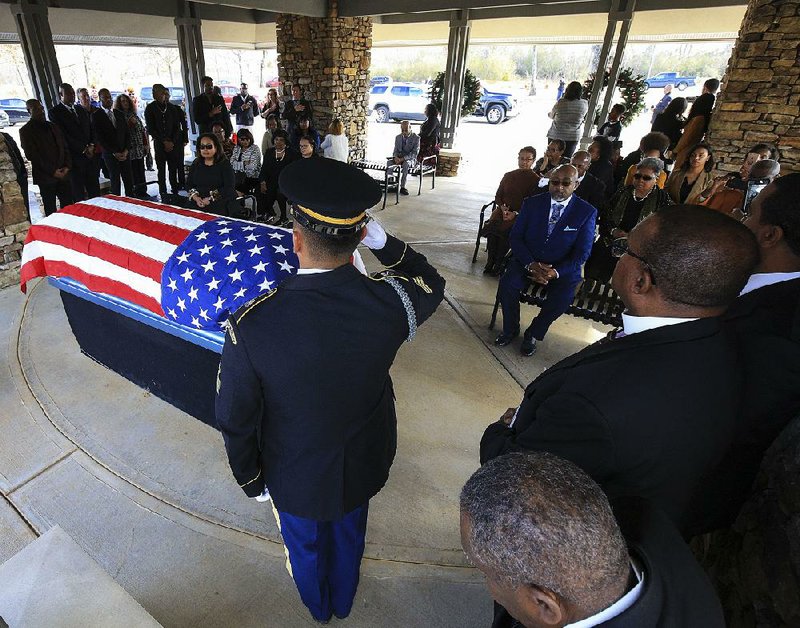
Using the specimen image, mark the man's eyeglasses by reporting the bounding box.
[199,143,214,150]
[549,179,573,187]
[610,238,657,284]
[633,173,655,182]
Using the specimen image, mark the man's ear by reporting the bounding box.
[758,223,783,250]
[359,225,368,242]
[631,264,655,296]
[292,226,302,255]
[522,584,566,626]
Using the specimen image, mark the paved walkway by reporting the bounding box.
[0,176,610,627]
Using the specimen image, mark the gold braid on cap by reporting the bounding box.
[296,204,366,226]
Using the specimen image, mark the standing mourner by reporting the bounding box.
[216,158,445,624]
[650,84,674,124]
[260,87,283,128]
[1,132,28,216]
[417,103,441,160]
[230,83,258,132]
[49,82,100,201]
[546,81,588,158]
[20,99,72,216]
[283,84,313,137]
[115,93,149,199]
[192,76,231,137]
[145,84,185,199]
[91,88,133,196]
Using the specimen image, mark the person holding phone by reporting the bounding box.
[700,155,780,216]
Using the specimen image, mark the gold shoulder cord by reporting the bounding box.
[235,289,278,325]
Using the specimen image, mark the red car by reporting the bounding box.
[217,84,239,108]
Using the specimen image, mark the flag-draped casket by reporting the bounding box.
[20,195,360,426]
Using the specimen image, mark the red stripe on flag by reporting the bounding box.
[105,194,221,221]
[26,224,165,282]
[59,202,191,246]
[20,258,163,315]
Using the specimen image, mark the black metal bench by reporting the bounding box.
[410,154,437,195]
[351,159,401,209]
[489,276,624,329]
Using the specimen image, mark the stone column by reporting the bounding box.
[0,137,30,290]
[11,0,62,112]
[276,9,372,161]
[707,0,800,174]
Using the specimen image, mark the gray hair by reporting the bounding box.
[637,157,664,176]
[460,452,629,612]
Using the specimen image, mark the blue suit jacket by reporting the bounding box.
[509,191,596,281]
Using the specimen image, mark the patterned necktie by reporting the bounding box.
[107,109,116,127]
[548,203,564,236]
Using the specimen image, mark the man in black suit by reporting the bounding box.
[282,83,313,137]
[191,76,230,137]
[49,82,100,201]
[461,452,725,628]
[145,84,184,198]
[686,173,800,535]
[215,158,445,624]
[91,88,132,196]
[571,149,606,210]
[481,206,759,531]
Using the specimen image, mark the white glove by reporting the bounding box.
[253,487,271,503]
[361,218,388,250]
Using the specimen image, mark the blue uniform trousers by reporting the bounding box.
[499,258,580,340]
[276,503,369,622]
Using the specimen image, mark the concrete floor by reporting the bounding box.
[0,176,610,627]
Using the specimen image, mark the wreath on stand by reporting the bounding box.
[582,67,648,127]
[429,69,482,118]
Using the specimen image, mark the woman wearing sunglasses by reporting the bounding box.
[584,157,673,283]
[185,132,240,216]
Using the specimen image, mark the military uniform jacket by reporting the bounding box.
[216,235,445,521]
[480,317,743,531]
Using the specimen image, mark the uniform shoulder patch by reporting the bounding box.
[412,276,433,294]
[234,288,278,324]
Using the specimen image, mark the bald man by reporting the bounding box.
[495,164,597,356]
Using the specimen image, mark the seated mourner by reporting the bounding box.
[482,206,760,533]
[390,120,419,196]
[461,451,725,628]
[186,132,241,217]
[481,146,541,276]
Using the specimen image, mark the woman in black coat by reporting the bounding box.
[186,132,241,217]
[258,129,298,225]
[652,97,687,152]
[588,136,615,199]
[418,103,441,160]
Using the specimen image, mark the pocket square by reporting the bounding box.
[563,226,578,232]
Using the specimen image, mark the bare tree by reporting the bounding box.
[148,47,180,85]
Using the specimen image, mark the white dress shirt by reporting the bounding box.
[621,313,699,336]
[740,271,800,296]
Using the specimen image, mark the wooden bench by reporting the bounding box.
[489,276,624,329]
[410,154,437,195]
[351,159,401,209]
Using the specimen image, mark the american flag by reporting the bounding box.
[20,195,300,331]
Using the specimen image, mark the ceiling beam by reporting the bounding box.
[339,1,533,17]
[191,0,326,16]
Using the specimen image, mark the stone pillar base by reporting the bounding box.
[436,150,461,177]
[0,138,30,290]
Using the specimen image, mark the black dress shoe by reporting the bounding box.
[520,335,537,356]
[400,187,409,195]
[494,330,519,346]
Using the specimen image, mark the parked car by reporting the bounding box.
[217,84,240,108]
[137,86,186,116]
[643,72,696,90]
[472,87,518,124]
[0,110,9,129]
[369,75,392,87]
[0,98,30,126]
[368,83,429,123]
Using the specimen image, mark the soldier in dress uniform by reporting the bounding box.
[215,158,445,623]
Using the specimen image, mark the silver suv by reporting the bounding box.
[368,83,430,123]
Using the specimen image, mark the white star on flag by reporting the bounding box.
[167,278,178,291]
[217,220,230,225]
[245,234,258,242]
[253,261,268,274]
[176,251,191,264]
[168,308,177,318]
[213,296,226,312]
[229,268,244,282]
[278,260,294,272]
[198,244,212,256]
[196,231,209,241]
[188,286,199,302]
[248,244,264,257]
[258,278,274,291]
[177,297,187,312]
[273,244,289,255]
[180,267,195,282]
[218,227,232,235]
[241,225,256,232]
[225,251,240,264]
[233,287,247,299]
[207,277,221,291]
[199,308,210,321]
[268,232,284,240]
[220,238,235,248]
[191,316,201,328]
[202,260,217,273]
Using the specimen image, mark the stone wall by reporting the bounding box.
[275,11,372,161]
[707,0,800,174]
[0,137,29,290]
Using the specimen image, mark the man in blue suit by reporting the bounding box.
[495,164,596,355]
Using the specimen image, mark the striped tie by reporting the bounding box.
[548,203,564,236]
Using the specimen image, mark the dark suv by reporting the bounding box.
[473,87,518,124]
